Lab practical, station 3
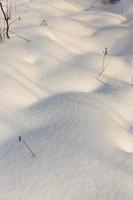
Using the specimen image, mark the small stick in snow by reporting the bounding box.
[96,47,108,85]
[0,2,10,39]
[40,19,48,26]
[10,31,31,42]
[18,136,35,158]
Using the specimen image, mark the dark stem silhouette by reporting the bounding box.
[0,2,10,39]
[18,136,35,158]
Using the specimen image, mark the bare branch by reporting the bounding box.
[10,31,31,42]
[96,48,108,85]
[0,2,10,39]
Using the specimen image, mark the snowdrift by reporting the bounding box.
[0,0,133,199]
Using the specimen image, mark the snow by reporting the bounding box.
[0,0,133,199]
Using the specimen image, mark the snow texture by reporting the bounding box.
[0,0,133,199]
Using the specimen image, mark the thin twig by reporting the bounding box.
[0,17,21,36]
[0,2,10,38]
[19,136,35,158]
[96,76,109,86]
[40,19,47,26]
[96,48,108,85]
[10,31,31,42]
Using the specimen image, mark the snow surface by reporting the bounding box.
[0,0,133,199]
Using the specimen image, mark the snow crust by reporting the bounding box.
[0,0,133,199]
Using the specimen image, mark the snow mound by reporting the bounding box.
[1,92,133,200]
